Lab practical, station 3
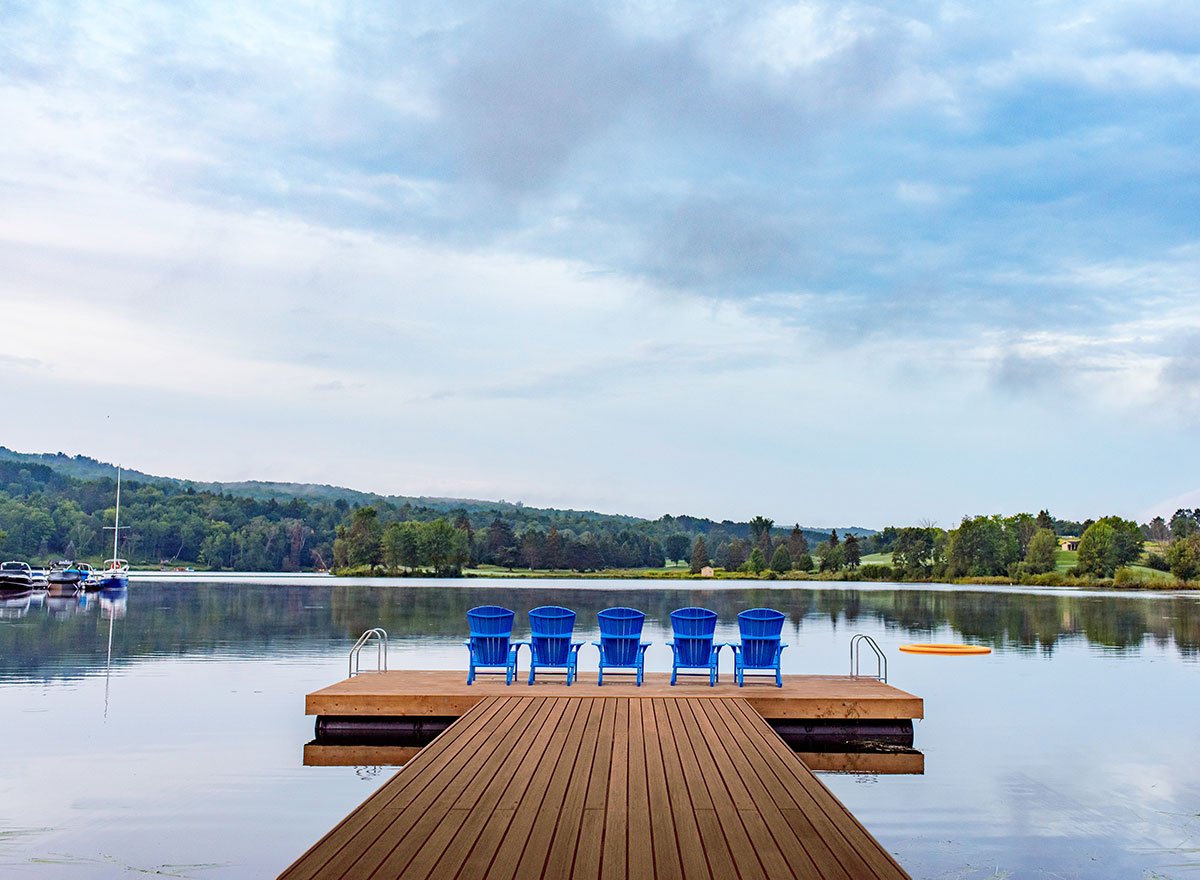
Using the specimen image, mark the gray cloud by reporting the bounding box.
[439,4,652,193]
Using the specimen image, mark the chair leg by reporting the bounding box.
[776,668,782,688]
[597,667,603,686]
[467,665,474,686]
[528,666,536,685]
[670,665,677,686]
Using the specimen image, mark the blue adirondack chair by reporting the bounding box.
[730,608,787,687]
[593,607,651,686]
[667,607,723,686]
[527,605,583,685]
[465,605,521,685]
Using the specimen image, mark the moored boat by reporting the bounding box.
[49,560,86,589]
[97,466,130,591]
[0,561,35,597]
[97,559,129,591]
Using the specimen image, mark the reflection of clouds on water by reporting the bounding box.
[1,579,1199,877]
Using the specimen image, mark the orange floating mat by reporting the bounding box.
[899,643,992,655]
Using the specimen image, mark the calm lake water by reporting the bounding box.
[1,576,1198,879]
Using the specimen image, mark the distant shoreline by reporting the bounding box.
[124,566,1197,591]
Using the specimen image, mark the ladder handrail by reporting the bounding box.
[349,628,388,677]
[849,633,887,682]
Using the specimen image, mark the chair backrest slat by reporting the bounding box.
[598,607,645,667]
[670,607,717,667]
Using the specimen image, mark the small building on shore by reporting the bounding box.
[1059,538,1080,552]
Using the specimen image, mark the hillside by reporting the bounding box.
[0,446,870,572]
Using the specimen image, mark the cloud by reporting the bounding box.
[2,0,1200,524]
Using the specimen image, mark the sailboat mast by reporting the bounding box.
[113,466,122,561]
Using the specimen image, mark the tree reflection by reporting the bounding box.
[2,582,1198,679]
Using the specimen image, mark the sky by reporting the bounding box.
[1,0,1198,529]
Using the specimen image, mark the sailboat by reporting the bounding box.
[96,465,129,592]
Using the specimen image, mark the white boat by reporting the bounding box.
[97,466,130,591]
[0,561,34,597]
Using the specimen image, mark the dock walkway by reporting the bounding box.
[281,694,910,880]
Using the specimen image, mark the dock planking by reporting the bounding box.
[282,695,912,880]
[305,670,923,721]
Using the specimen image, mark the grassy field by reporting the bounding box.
[1055,549,1077,572]
[858,552,893,566]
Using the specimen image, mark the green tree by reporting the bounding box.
[748,515,774,560]
[769,545,793,573]
[1170,509,1198,539]
[1007,513,1037,557]
[664,533,691,564]
[382,521,421,571]
[1035,509,1055,532]
[1022,528,1059,575]
[1077,521,1120,578]
[1074,516,1142,578]
[816,541,844,572]
[1147,516,1170,542]
[745,546,766,574]
[420,518,469,575]
[787,525,808,562]
[720,538,750,571]
[794,551,814,572]
[843,534,861,568]
[689,536,708,574]
[1167,535,1200,581]
[484,517,520,569]
[945,515,1016,577]
[345,506,383,570]
[892,527,935,580]
[748,516,774,545]
[543,526,563,570]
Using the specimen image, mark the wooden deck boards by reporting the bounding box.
[306,670,923,721]
[281,696,910,880]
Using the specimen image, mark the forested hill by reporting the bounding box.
[0,448,866,571]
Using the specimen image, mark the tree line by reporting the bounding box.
[3,458,1197,583]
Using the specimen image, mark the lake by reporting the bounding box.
[1,576,1198,878]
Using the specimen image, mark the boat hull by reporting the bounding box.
[97,574,129,591]
[0,574,34,594]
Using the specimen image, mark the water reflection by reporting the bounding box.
[3,581,1199,682]
[0,579,1198,879]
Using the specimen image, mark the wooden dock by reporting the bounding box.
[305,670,924,721]
[283,694,912,879]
